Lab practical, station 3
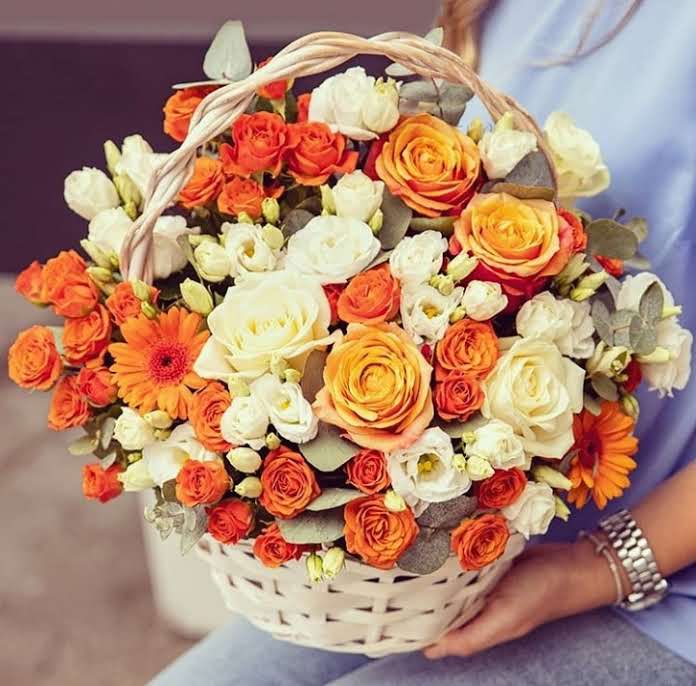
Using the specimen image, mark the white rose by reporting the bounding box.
[115,134,168,197]
[482,338,585,458]
[118,459,155,492]
[462,280,508,321]
[478,128,537,180]
[220,395,269,450]
[285,215,381,284]
[387,427,471,514]
[389,231,448,289]
[400,284,464,344]
[194,241,231,283]
[361,79,400,134]
[501,481,555,539]
[152,216,200,280]
[221,222,279,277]
[88,206,133,256]
[64,167,120,220]
[544,112,610,200]
[643,318,692,397]
[114,407,155,451]
[194,270,339,381]
[251,374,318,444]
[464,419,528,470]
[142,423,217,486]
[331,171,384,223]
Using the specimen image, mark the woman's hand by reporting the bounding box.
[424,540,619,659]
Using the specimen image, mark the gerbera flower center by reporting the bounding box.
[148,339,190,385]
[577,431,601,471]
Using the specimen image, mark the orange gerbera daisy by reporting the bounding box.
[567,401,639,510]
[109,307,209,420]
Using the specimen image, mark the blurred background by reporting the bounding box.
[0,2,439,684]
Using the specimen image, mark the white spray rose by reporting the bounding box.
[331,171,384,222]
[482,338,585,458]
[478,124,537,179]
[285,215,381,284]
[389,231,448,290]
[152,216,200,280]
[464,418,528,470]
[64,167,120,220]
[221,222,279,277]
[114,407,156,451]
[361,78,400,134]
[118,459,155,492]
[400,284,464,344]
[88,206,133,256]
[115,134,167,198]
[194,241,231,283]
[220,394,269,450]
[461,280,508,321]
[501,481,556,539]
[544,112,610,200]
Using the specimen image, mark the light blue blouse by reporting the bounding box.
[467,0,696,665]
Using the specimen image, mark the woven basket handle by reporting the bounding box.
[120,31,555,283]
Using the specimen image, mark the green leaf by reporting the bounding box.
[100,451,118,470]
[366,251,393,270]
[591,374,619,402]
[306,488,362,512]
[294,195,322,214]
[281,208,314,238]
[397,527,451,575]
[629,318,658,356]
[99,417,117,451]
[591,300,613,345]
[439,83,475,125]
[491,182,555,201]
[299,422,359,472]
[68,434,99,456]
[161,479,179,503]
[417,494,478,529]
[624,216,648,243]
[180,505,208,555]
[504,151,555,191]
[299,349,328,404]
[379,189,413,250]
[176,234,204,281]
[409,215,456,235]
[583,394,602,416]
[277,509,345,544]
[585,219,639,260]
[639,282,664,325]
[624,253,651,271]
[436,414,486,440]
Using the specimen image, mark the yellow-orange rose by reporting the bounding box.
[375,113,480,217]
[313,323,433,452]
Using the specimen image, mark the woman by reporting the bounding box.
[150,1,696,683]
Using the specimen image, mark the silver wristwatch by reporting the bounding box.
[598,509,669,612]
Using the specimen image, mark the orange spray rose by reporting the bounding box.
[220,112,288,177]
[256,57,292,101]
[217,176,267,219]
[207,498,254,545]
[40,250,86,302]
[435,318,499,381]
[15,261,45,304]
[253,523,306,568]
[451,514,510,571]
[48,375,91,430]
[178,157,225,209]
[345,449,390,495]
[8,325,62,390]
[82,463,123,503]
[337,264,401,325]
[163,86,217,142]
[477,469,527,509]
[189,381,233,453]
[434,370,484,422]
[76,365,118,407]
[258,447,320,519]
[63,304,112,366]
[105,282,158,325]
[175,459,230,507]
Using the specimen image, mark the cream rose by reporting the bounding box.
[220,394,269,450]
[389,230,448,289]
[501,481,555,539]
[361,78,400,134]
[88,206,133,257]
[400,283,464,344]
[478,123,538,179]
[194,270,339,381]
[285,215,381,284]
[64,167,120,220]
[118,459,155,492]
[482,338,585,458]
[461,280,508,321]
[643,319,692,397]
[331,171,384,223]
[221,222,279,277]
[152,216,200,280]
[114,407,156,451]
[464,418,528,470]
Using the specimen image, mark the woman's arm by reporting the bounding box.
[424,460,696,659]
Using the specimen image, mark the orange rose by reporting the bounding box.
[313,323,434,452]
[375,113,481,217]
[256,57,292,101]
[454,193,574,299]
[345,449,390,495]
[337,264,401,325]
[217,176,275,220]
[190,382,233,453]
[8,325,62,390]
[434,370,484,421]
[105,282,159,325]
[48,375,91,430]
[435,319,499,381]
[178,157,225,209]
[207,498,254,545]
[258,447,320,519]
[51,274,100,319]
[344,494,419,570]
[451,514,510,571]
[175,459,230,507]
[76,365,118,407]
[284,121,358,186]
[253,523,306,568]
[82,463,123,503]
[15,261,45,304]
[296,93,310,123]
[40,250,86,302]
[558,207,587,253]
[63,304,112,366]
[477,469,527,509]
[596,255,624,277]
[163,86,217,142]
[323,284,344,326]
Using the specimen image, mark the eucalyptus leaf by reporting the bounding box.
[281,209,314,238]
[591,300,613,345]
[417,494,478,529]
[436,414,486,440]
[68,434,99,456]
[397,527,451,575]
[504,151,555,191]
[176,234,204,281]
[639,282,664,324]
[299,422,359,472]
[299,349,328,404]
[583,394,602,416]
[180,505,208,555]
[611,309,639,330]
[295,195,322,214]
[591,374,619,402]
[203,21,252,82]
[399,80,440,104]
[277,509,345,544]
[161,479,179,503]
[585,219,639,260]
[624,253,651,271]
[99,417,117,451]
[409,215,456,235]
[379,190,413,250]
[605,275,622,305]
[306,488,362,512]
[490,182,555,201]
[624,216,648,243]
[366,251,393,269]
[629,318,658,356]
[100,451,118,470]
[439,83,475,125]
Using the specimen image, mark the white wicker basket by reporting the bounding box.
[196,533,525,656]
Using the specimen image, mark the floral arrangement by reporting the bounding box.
[9,25,691,581]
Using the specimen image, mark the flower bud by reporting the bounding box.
[237,212,254,226]
[270,354,289,377]
[80,239,114,270]
[189,234,217,247]
[194,241,231,283]
[227,447,262,474]
[180,278,214,316]
[127,451,143,464]
[322,547,346,580]
[86,266,113,284]
[306,553,324,583]
[103,139,122,176]
[234,476,262,498]
[362,77,400,133]
[132,279,152,302]
[554,253,590,289]
[141,301,158,319]
[384,490,407,512]
[636,347,672,364]
[368,208,384,235]
[495,111,515,132]
[620,393,640,420]
[153,428,171,441]
[574,270,609,296]
[461,431,476,444]
[449,306,467,324]
[143,410,173,430]
[283,368,302,384]
[123,200,138,220]
[587,342,630,378]
[554,496,571,522]
[113,173,142,208]
[261,197,280,225]
[446,252,478,282]
[661,305,682,319]
[466,455,494,481]
[532,464,572,491]
[452,453,468,473]
[429,274,454,296]
[261,223,284,250]
[228,377,251,397]
[466,118,485,144]
[265,432,281,450]
[320,184,336,214]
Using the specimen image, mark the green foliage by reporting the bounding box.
[277,509,346,544]
[299,422,359,472]
[397,527,451,575]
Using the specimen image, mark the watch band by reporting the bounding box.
[598,509,669,612]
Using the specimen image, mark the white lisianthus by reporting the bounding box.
[114,407,156,451]
[516,291,595,359]
[152,216,200,280]
[88,206,133,256]
[464,418,529,470]
[361,77,400,134]
[501,481,556,539]
[461,280,508,321]
[478,120,538,179]
[194,270,339,381]
[387,427,471,514]
[221,222,279,277]
[400,284,464,344]
[118,459,155,492]
[544,112,610,200]
[142,423,217,486]
[64,167,120,220]
[389,231,448,289]
[115,134,167,198]
[194,240,231,283]
[285,215,381,284]
[331,171,384,223]
[482,338,585,458]
[220,395,269,450]
[251,374,318,444]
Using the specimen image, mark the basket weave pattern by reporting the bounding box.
[197,533,525,656]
